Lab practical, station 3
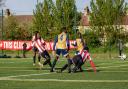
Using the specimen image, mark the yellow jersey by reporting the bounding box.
[76,38,84,51]
[53,32,70,50]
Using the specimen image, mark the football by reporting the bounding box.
[120,54,127,60]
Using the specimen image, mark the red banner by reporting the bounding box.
[0,40,76,50]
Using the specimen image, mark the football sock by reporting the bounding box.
[38,55,41,62]
[90,60,96,72]
[61,64,68,72]
[33,56,36,64]
[67,59,72,73]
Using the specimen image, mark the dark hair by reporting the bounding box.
[34,31,39,34]
[34,31,39,40]
[60,27,67,33]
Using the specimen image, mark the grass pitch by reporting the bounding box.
[0,53,128,89]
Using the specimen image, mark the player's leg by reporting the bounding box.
[37,54,43,68]
[32,48,37,66]
[50,49,60,72]
[60,64,68,72]
[72,55,84,73]
[88,55,96,72]
[41,50,52,67]
[63,49,72,73]
[38,54,41,62]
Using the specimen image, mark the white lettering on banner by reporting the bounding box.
[19,42,24,49]
[8,42,13,49]
[0,40,76,50]
[26,42,32,49]
[14,42,23,49]
[14,42,18,49]
[4,42,8,49]
[0,41,3,48]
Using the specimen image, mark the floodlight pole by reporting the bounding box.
[74,6,77,39]
[1,9,4,56]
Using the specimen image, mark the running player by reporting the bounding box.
[32,31,42,66]
[28,33,52,69]
[50,27,72,73]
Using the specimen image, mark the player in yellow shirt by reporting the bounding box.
[71,32,89,72]
[72,32,89,55]
[51,27,72,73]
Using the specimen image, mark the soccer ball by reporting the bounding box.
[120,54,127,60]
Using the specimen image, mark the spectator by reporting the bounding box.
[23,42,27,58]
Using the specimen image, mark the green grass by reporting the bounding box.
[0,53,128,89]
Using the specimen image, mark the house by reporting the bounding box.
[80,7,128,32]
[4,9,33,24]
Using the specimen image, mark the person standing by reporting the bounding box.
[23,42,27,58]
[32,31,42,66]
[118,39,123,57]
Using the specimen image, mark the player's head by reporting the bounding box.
[34,31,40,40]
[76,31,82,39]
[60,27,67,33]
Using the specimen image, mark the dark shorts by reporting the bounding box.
[41,50,51,60]
[32,47,38,52]
[56,49,69,57]
[72,55,84,66]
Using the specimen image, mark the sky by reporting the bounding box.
[2,0,128,15]
[3,0,90,15]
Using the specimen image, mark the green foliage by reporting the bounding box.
[83,30,101,48]
[4,16,31,40]
[33,0,81,40]
[90,0,127,50]
[4,16,18,40]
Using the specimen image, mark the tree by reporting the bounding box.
[53,0,80,38]
[4,16,31,40]
[90,0,127,50]
[4,16,18,40]
[33,0,80,40]
[33,0,54,40]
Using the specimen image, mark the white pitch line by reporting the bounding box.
[0,73,51,79]
[0,64,128,70]
[97,64,128,69]
[98,61,128,66]
[100,71,128,73]
[0,78,128,83]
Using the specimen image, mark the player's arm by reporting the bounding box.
[53,36,58,51]
[41,38,46,45]
[26,42,35,51]
[66,34,70,51]
[71,41,77,47]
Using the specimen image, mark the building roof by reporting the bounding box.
[7,14,128,26]
[14,15,33,24]
[81,14,89,26]
[81,14,128,26]
[122,15,128,25]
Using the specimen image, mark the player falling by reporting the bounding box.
[59,32,96,73]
